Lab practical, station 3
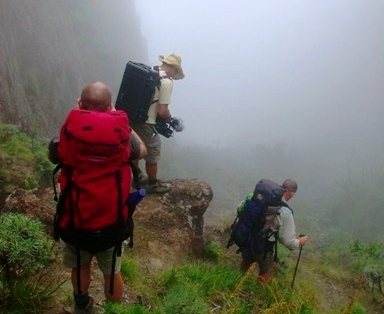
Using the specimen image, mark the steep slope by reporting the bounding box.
[0,0,146,136]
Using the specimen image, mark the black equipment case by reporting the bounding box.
[115,62,160,123]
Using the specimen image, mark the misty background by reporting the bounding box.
[137,0,383,145]
[1,1,383,241]
[137,0,384,228]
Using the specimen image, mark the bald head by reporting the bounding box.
[78,81,112,112]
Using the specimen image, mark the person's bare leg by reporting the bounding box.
[146,162,157,183]
[146,162,170,193]
[72,264,93,309]
[104,273,124,302]
[71,264,91,294]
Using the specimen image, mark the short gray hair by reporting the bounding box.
[282,179,298,192]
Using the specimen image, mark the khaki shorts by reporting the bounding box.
[63,243,123,275]
[131,123,161,164]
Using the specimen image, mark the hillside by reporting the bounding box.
[1,171,384,313]
[0,0,146,136]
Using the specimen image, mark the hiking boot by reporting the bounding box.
[146,181,171,194]
[74,295,94,313]
[138,172,148,185]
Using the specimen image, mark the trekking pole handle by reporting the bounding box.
[298,234,307,247]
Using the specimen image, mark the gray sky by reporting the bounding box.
[135,0,383,158]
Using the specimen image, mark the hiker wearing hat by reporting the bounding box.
[131,53,185,194]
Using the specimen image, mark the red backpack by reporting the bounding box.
[53,109,131,294]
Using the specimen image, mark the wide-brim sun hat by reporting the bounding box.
[158,53,185,80]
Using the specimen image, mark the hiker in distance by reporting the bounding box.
[130,53,185,194]
[239,179,309,284]
[48,81,147,312]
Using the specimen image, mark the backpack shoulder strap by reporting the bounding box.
[160,75,172,80]
[129,161,141,190]
[281,201,294,215]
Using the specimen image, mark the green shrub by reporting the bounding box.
[348,240,384,273]
[337,301,367,314]
[156,284,208,314]
[0,123,20,142]
[0,212,62,313]
[104,302,150,314]
[121,255,142,283]
[0,212,52,275]
[202,242,222,262]
[1,270,65,313]
[33,144,55,187]
[0,122,54,193]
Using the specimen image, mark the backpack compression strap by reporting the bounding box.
[108,168,126,295]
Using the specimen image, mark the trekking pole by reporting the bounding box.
[291,234,305,289]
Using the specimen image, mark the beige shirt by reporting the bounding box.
[276,198,300,249]
[146,70,173,124]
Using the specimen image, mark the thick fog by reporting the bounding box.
[1,0,382,238]
[135,1,383,160]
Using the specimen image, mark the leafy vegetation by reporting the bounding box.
[0,212,64,313]
[1,218,382,314]
[114,257,315,314]
[113,242,372,313]
[111,240,383,313]
[0,122,53,198]
[0,212,52,275]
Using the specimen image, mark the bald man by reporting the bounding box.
[49,81,146,311]
[77,81,113,112]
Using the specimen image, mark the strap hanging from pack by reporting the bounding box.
[107,169,125,295]
[52,164,61,202]
[108,243,123,295]
[109,245,118,295]
[76,246,82,294]
[274,240,278,262]
[263,232,279,262]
